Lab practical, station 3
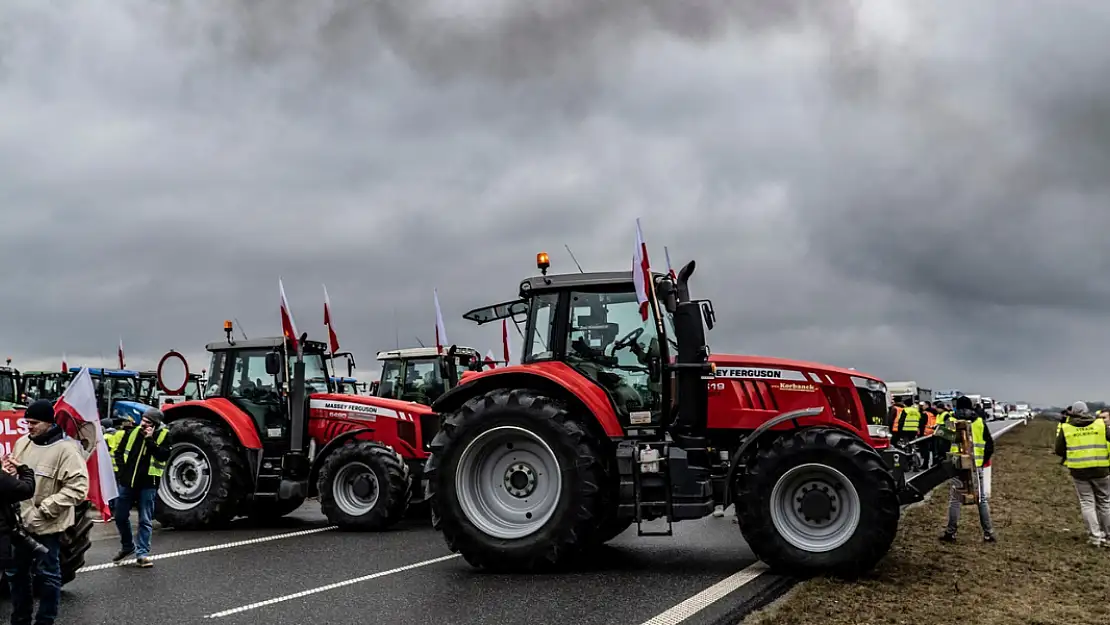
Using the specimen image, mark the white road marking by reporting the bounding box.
[991,419,1025,438]
[203,553,461,618]
[638,561,769,625]
[78,525,337,572]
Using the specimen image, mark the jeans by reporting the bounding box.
[946,471,994,536]
[114,486,157,557]
[5,532,61,625]
[1072,476,1110,543]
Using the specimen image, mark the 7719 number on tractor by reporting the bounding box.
[423,254,963,576]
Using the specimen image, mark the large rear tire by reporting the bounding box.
[155,418,251,530]
[424,388,606,571]
[318,441,411,531]
[734,427,900,578]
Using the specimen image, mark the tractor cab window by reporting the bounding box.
[183,378,201,399]
[110,378,138,401]
[139,377,156,402]
[205,352,226,398]
[377,360,403,399]
[524,293,559,363]
[0,376,15,404]
[294,352,331,395]
[400,359,448,404]
[229,350,280,404]
[565,290,661,417]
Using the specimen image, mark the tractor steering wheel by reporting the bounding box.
[611,327,645,354]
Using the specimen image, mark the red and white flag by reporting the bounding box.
[53,368,118,521]
[633,218,652,321]
[323,284,340,354]
[664,246,678,280]
[434,289,449,354]
[501,319,512,366]
[280,278,299,351]
[117,338,125,369]
[485,350,497,368]
[61,353,68,372]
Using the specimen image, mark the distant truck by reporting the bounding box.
[933,389,960,404]
[886,381,933,406]
[1010,403,1032,420]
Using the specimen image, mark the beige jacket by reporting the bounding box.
[11,433,89,535]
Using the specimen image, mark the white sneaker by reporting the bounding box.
[712,505,725,518]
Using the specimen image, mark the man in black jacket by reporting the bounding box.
[112,408,170,568]
[0,453,36,571]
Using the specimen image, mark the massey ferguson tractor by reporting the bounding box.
[153,321,441,530]
[423,254,962,577]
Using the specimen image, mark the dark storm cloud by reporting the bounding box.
[1,0,1108,404]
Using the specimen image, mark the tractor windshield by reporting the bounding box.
[0,374,16,405]
[183,377,202,399]
[108,377,139,401]
[289,352,331,395]
[373,358,447,404]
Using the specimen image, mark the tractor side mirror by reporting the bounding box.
[699,301,716,331]
[265,352,281,375]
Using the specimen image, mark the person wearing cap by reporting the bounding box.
[940,395,997,543]
[6,399,89,625]
[112,408,170,567]
[1054,400,1110,547]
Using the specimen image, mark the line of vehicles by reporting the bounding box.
[0,252,990,591]
[885,381,1030,421]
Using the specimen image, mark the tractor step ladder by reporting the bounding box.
[633,444,674,537]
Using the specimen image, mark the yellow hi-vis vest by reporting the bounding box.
[950,416,986,467]
[107,429,127,471]
[121,426,169,480]
[935,410,951,428]
[901,406,922,433]
[1061,419,1110,470]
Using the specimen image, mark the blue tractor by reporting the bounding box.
[69,367,156,424]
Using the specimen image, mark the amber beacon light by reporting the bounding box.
[537,252,550,275]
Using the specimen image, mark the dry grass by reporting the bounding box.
[743,419,1110,625]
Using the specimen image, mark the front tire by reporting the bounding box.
[318,441,411,531]
[424,388,606,571]
[734,427,900,578]
[155,418,251,530]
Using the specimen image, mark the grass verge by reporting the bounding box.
[743,419,1110,625]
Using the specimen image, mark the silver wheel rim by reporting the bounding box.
[769,463,861,553]
[455,425,562,540]
[158,443,212,511]
[333,462,380,516]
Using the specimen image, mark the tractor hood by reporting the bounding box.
[308,392,435,417]
[708,354,882,385]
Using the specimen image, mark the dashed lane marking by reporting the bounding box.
[202,553,461,618]
[638,561,769,625]
[77,525,338,572]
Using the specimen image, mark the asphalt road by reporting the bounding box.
[1,418,1025,625]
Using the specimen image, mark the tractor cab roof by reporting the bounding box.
[21,371,67,376]
[376,347,481,360]
[204,337,329,353]
[329,376,358,384]
[71,367,139,378]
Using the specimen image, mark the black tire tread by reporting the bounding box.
[318,441,411,531]
[424,387,606,571]
[734,426,900,578]
[154,417,251,530]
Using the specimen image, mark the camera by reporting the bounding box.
[9,506,48,561]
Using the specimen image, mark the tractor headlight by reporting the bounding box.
[868,424,891,439]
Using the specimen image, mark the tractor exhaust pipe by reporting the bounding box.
[676,260,695,303]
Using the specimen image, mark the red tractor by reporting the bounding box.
[424,255,956,577]
[153,322,441,530]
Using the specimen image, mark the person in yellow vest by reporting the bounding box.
[940,395,997,543]
[111,408,170,567]
[1054,401,1110,547]
[896,399,924,446]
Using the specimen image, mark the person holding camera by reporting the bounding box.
[112,408,169,568]
[6,399,89,625]
[0,452,37,572]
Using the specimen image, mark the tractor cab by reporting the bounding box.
[69,367,151,423]
[329,376,366,395]
[372,346,481,405]
[0,366,21,409]
[19,371,71,403]
[140,370,206,405]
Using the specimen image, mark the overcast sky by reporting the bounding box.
[2,1,1107,406]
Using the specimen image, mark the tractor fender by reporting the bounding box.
[723,406,826,508]
[431,364,625,438]
[161,398,263,450]
[307,426,375,498]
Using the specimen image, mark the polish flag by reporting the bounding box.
[280,278,299,352]
[61,353,68,372]
[485,350,497,368]
[323,284,340,354]
[501,319,512,366]
[53,367,118,521]
[434,289,448,355]
[664,246,678,280]
[633,218,653,321]
[117,338,125,369]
